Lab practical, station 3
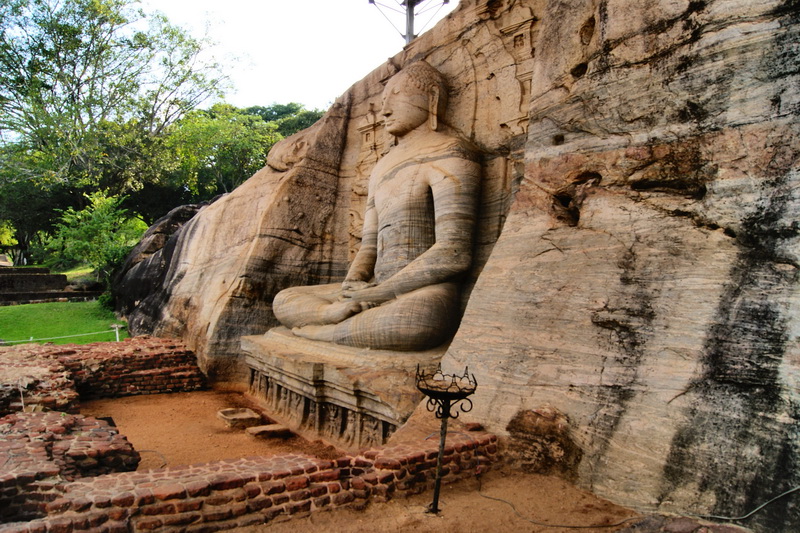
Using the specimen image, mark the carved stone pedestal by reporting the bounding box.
[241,328,446,450]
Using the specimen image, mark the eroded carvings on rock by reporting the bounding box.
[273,61,481,351]
[248,366,396,449]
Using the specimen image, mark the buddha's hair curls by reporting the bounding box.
[398,61,448,111]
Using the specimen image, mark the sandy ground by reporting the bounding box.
[80,390,643,532]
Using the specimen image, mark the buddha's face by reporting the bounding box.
[381,74,430,137]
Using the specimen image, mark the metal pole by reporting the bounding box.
[429,398,450,513]
[404,0,416,44]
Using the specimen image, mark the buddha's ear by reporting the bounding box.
[428,86,439,131]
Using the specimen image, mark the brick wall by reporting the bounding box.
[0,338,207,417]
[1,339,499,533]
[0,432,497,533]
[0,412,140,524]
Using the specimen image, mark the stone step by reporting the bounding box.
[245,424,293,439]
[216,407,262,428]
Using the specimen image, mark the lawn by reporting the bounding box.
[0,300,128,345]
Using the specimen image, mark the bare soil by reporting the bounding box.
[80,390,641,532]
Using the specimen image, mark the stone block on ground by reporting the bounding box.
[217,408,262,429]
[245,424,293,439]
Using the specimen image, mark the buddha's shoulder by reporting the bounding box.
[422,133,480,162]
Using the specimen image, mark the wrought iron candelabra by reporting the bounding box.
[415,363,477,514]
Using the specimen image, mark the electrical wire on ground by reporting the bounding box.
[477,474,800,529]
[476,474,640,529]
[691,485,800,522]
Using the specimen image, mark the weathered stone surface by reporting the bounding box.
[245,424,292,439]
[116,0,799,530]
[242,328,442,450]
[434,1,799,531]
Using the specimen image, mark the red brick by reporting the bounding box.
[163,512,201,526]
[332,492,354,506]
[45,498,71,513]
[313,495,331,508]
[326,482,341,494]
[354,458,373,468]
[176,499,203,512]
[209,476,245,491]
[262,481,285,495]
[106,508,129,522]
[105,521,128,533]
[110,492,134,507]
[140,502,176,516]
[133,518,162,531]
[202,508,232,522]
[374,458,402,470]
[270,469,291,479]
[184,480,210,497]
[350,477,366,490]
[133,489,154,506]
[289,489,310,502]
[243,483,262,498]
[152,483,186,501]
[246,497,272,512]
[284,477,308,491]
[203,494,232,506]
[352,489,370,499]
[271,494,289,506]
[309,469,340,483]
[286,500,311,515]
[308,484,327,498]
[406,451,426,464]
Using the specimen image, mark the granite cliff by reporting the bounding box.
[115,0,799,530]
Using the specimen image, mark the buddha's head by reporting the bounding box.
[381,61,448,137]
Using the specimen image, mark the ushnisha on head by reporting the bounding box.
[381,61,449,136]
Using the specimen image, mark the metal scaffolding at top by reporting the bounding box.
[369,0,450,44]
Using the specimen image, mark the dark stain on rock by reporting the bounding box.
[629,142,713,199]
[585,242,657,483]
[660,159,800,530]
[677,101,708,124]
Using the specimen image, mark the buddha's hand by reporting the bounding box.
[340,283,393,306]
[341,279,372,291]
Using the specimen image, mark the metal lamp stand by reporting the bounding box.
[416,364,477,514]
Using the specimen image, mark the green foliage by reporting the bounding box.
[165,103,282,195]
[0,0,225,188]
[0,300,128,345]
[0,1,326,266]
[244,103,324,137]
[45,191,146,284]
[0,220,16,249]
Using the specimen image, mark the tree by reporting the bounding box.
[0,0,225,189]
[46,190,147,284]
[244,103,324,137]
[164,104,282,196]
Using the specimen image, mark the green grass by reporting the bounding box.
[0,300,128,345]
[57,265,95,282]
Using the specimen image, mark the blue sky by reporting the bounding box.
[140,0,458,110]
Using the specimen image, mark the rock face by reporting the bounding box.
[116,0,799,530]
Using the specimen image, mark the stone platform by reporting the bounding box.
[241,328,447,450]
